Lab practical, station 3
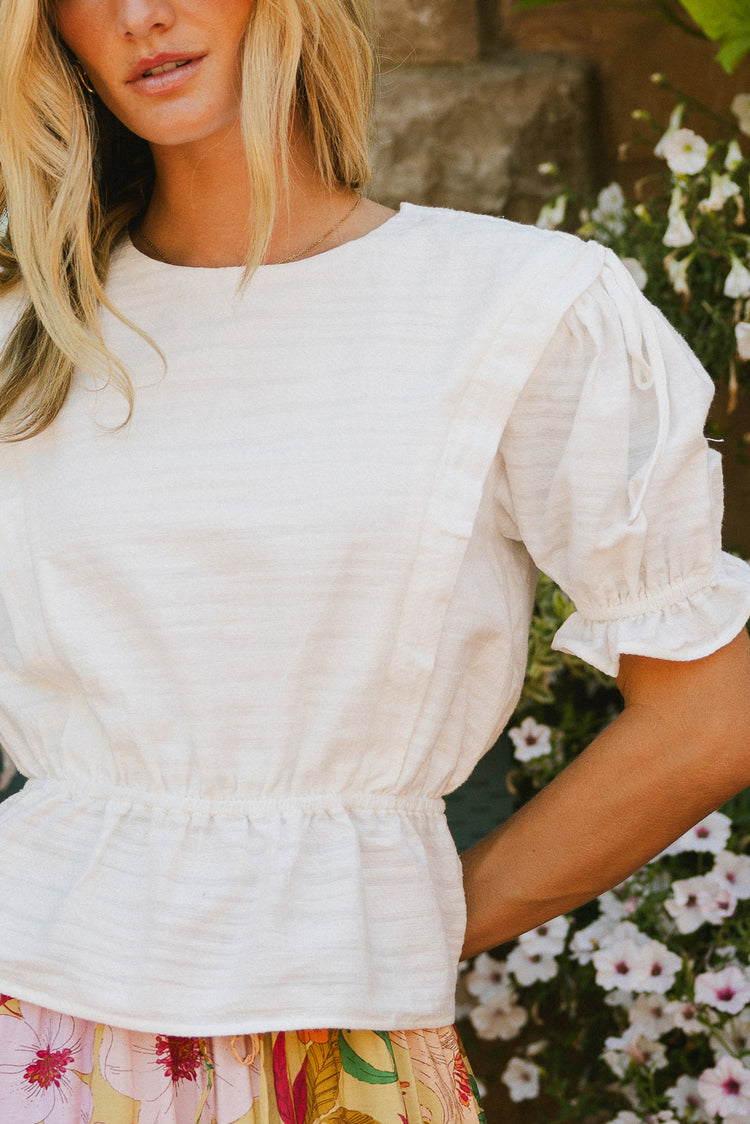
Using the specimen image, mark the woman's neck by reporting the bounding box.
[135,122,383,269]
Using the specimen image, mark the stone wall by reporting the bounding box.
[369,0,598,222]
[370,0,750,210]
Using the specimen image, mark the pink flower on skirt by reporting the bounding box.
[100,1026,260,1124]
[0,1002,94,1124]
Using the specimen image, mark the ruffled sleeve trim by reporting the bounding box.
[552,552,750,678]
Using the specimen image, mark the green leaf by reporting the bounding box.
[717,31,750,69]
[678,0,750,70]
[337,1033,397,1086]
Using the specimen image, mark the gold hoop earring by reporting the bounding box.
[74,63,95,95]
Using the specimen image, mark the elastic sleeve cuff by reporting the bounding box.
[551,552,750,678]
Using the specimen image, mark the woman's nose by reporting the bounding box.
[115,0,175,39]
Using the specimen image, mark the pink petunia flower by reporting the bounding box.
[0,1003,95,1124]
[694,966,750,1016]
[698,1055,750,1119]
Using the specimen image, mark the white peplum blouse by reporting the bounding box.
[0,204,748,1035]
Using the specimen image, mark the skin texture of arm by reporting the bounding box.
[460,627,750,959]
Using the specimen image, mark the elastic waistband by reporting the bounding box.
[21,777,446,818]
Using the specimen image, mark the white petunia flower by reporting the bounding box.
[603,1027,668,1078]
[717,1011,750,1061]
[622,258,647,290]
[698,1055,750,1119]
[702,882,738,926]
[694,877,735,926]
[610,921,651,947]
[501,1057,541,1103]
[665,1074,708,1118]
[508,716,553,762]
[469,988,528,1040]
[695,966,750,1015]
[654,103,686,158]
[536,193,568,230]
[664,876,709,933]
[735,322,750,361]
[661,128,709,175]
[664,812,733,855]
[666,875,737,933]
[713,851,750,898]
[699,172,741,213]
[664,252,693,295]
[726,139,744,171]
[628,993,676,1039]
[604,988,635,1009]
[632,938,682,994]
[603,1113,642,1124]
[570,917,617,964]
[663,186,694,247]
[725,254,750,298]
[592,182,627,235]
[464,952,508,1002]
[666,999,708,1035]
[507,944,559,986]
[598,890,629,921]
[518,915,569,956]
[732,93,750,137]
[593,938,644,992]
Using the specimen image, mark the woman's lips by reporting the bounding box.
[127,55,205,95]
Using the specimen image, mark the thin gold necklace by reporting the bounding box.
[135,194,363,267]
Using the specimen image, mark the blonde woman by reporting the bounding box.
[0,0,749,1121]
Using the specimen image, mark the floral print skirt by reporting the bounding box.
[0,994,486,1124]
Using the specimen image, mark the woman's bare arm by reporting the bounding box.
[460,628,750,959]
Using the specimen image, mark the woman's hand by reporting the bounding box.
[459,628,750,959]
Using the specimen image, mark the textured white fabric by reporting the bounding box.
[0,204,748,1034]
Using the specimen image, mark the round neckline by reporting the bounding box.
[124,201,413,276]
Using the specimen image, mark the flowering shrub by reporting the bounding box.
[538,77,750,411]
[457,578,750,1122]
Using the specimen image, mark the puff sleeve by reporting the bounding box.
[494,247,750,678]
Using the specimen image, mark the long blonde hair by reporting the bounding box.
[0,0,374,440]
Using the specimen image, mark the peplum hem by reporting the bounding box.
[0,780,467,1036]
[552,552,750,678]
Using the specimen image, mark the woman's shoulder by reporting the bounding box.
[396,202,606,273]
[388,204,608,329]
